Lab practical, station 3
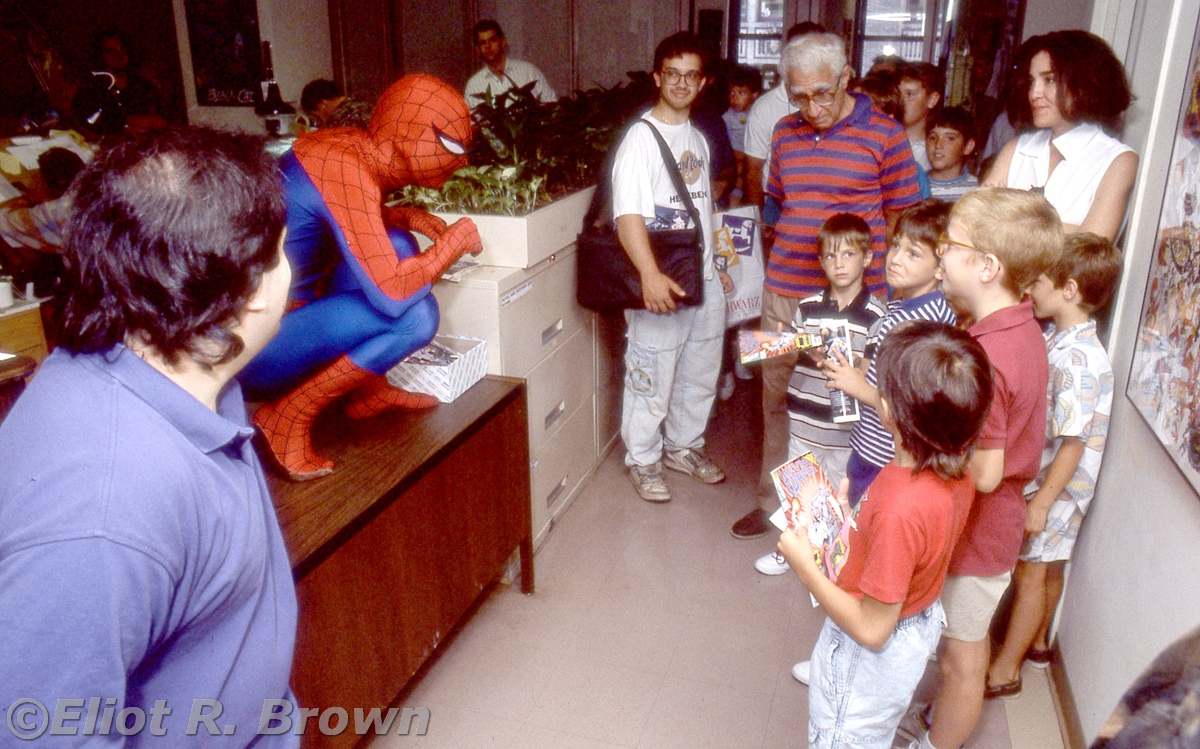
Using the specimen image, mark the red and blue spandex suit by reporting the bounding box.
[242,75,481,480]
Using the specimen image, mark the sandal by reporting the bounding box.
[984,677,1022,699]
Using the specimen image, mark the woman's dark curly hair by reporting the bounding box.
[58,126,286,367]
[1010,30,1132,132]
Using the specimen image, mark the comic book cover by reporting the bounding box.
[814,319,861,423]
[403,341,460,367]
[738,329,822,364]
[768,453,852,594]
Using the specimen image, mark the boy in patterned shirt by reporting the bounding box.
[824,199,958,505]
[985,233,1121,697]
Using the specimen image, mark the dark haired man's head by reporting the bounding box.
[59,127,287,368]
[1011,30,1132,131]
[653,31,708,76]
[874,320,994,480]
[472,19,504,41]
[473,20,507,69]
[301,79,344,116]
[786,22,825,42]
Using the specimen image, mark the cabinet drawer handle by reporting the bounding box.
[542,319,564,346]
[546,477,567,508]
[544,400,566,430]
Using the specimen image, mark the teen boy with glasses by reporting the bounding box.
[611,32,730,503]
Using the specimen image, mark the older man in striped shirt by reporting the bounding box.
[732,33,921,540]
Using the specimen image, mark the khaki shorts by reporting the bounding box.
[941,572,1012,642]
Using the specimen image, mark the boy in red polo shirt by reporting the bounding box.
[917,188,1064,749]
[778,321,994,749]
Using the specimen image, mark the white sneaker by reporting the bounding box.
[792,660,811,685]
[754,551,790,575]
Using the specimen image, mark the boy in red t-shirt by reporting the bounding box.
[919,187,1064,749]
[778,320,994,749]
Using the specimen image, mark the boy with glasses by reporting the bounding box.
[611,32,727,502]
[732,33,921,540]
[912,187,1063,749]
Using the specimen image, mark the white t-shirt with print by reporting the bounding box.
[611,111,715,279]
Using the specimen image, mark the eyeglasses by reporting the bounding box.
[788,83,841,110]
[661,69,704,87]
[936,234,983,257]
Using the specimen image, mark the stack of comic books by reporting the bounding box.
[768,453,853,605]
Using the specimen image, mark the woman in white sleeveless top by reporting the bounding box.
[984,31,1138,240]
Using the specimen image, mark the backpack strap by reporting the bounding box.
[582,116,704,234]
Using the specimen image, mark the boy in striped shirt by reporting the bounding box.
[824,200,958,505]
[756,213,886,578]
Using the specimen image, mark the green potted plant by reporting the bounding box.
[395,77,652,269]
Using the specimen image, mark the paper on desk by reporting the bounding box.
[6,135,92,171]
[0,173,19,203]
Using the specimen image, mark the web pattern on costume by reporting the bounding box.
[292,74,473,302]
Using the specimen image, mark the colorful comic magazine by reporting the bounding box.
[738,329,822,364]
[814,318,861,424]
[768,453,853,603]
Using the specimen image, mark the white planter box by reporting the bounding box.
[434,186,595,269]
[386,335,487,404]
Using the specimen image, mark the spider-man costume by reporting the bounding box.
[240,74,480,480]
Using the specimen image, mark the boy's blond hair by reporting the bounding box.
[1049,232,1123,312]
[951,188,1064,296]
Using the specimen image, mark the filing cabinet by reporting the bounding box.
[432,245,624,546]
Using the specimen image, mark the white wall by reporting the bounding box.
[171,0,333,131]
[1023,0,1094,38]
[1061,0,1200,737]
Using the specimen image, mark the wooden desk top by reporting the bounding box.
[265,376,525,578]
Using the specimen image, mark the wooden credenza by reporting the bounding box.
[266,376,532,749]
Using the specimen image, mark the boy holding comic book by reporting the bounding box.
[778,321,993,749]
[754,213,885,579]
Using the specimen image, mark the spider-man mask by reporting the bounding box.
[369,74,471,190]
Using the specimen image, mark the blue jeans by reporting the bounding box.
[808,600,945,749]
[621,274,725,467]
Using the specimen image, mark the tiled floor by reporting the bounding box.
[376,380,1066,749]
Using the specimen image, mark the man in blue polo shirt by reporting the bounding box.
[0,128,298,746]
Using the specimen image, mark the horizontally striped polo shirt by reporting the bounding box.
[849,289,958,468]
[787,287,888,451]
[766,93,921,297]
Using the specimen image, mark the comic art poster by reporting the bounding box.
[1127,30,1200,491]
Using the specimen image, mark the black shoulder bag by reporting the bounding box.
[576,120,705,314]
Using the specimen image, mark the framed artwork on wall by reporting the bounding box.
[184,0,262,106]
[1127,22,1200,492]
